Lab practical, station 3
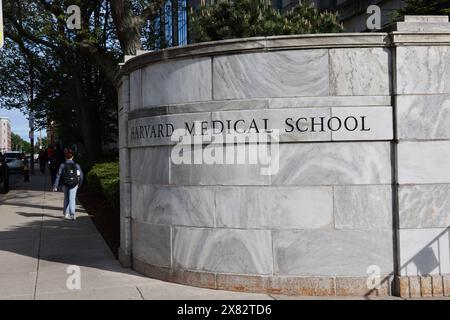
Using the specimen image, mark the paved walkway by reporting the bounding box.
[0,171,404,300]
[0,171,280,300]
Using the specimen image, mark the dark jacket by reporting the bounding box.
[53,159,83,189]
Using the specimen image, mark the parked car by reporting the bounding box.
[4,151,26,173]
[0,153,10,194]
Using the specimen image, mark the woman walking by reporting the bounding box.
[52,148,83,220]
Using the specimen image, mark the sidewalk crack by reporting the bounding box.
[136,286,145,300]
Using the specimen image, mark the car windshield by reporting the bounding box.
[4,153,23,159]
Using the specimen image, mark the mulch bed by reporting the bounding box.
[77,187,120,258]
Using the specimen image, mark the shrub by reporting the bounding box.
[86,161,120,208]
[189,0,343,43]
[394,0,450,18]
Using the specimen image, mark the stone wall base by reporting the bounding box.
[133,258,394,297]
[118,247,132,268]
[396,275,450,298]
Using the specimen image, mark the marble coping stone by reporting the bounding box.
[117,33,389,81]
[394,15,450,32]
[126,96,392,118]
[391,33,450,46]
[404,16,449,23]
[394,22,450,33]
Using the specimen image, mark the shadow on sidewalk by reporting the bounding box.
[0,171,130,275]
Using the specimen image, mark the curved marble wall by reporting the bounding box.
[117,18,450,297]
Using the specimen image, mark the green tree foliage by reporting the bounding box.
[0,0,172,162]
[11,133,31,152]
[394,0,450,18]
[189,0,343,42]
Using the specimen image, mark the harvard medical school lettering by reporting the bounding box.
[129,114,373,144]
[285,116,370,133]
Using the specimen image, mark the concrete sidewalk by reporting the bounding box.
[0,172,406,300]
[0,172,284,300]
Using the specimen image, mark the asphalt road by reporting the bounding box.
[7,172,22,189]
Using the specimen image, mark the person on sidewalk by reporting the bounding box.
[52,148,83,220]
[38,148,48,174]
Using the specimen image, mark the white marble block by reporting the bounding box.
[142,57,212,107]
[120,216,132,255]
[215,186,333,229]
[334,185,393,229]
[273,229,393,276]
[118,113,128,149]
[119,148,130,183]
[120,182,131,218]
[133,184,215,227]
[398,141,450,184]
[399,185,450,229]
[118,76,130,113]
[172,227,273,275]
[169,144,272,186]
[396,46,450,94]
[213,50,329,100]
[130,147,170,185]
[130,69,142,111]
[396,95,450,140]
[329,48,391,96]
[132,222,172,268]
[272,142,392,186]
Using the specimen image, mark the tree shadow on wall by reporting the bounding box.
[366,228,450,297]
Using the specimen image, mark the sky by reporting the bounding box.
[0,107,31,141]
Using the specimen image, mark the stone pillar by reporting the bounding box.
[118,75,132,267]
[393,16,450,298]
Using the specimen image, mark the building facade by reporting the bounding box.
[0,117,11,153]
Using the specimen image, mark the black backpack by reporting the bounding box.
[62,162,79,188]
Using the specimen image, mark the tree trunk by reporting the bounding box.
[71,61,103,162]
[110,0,144,55]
